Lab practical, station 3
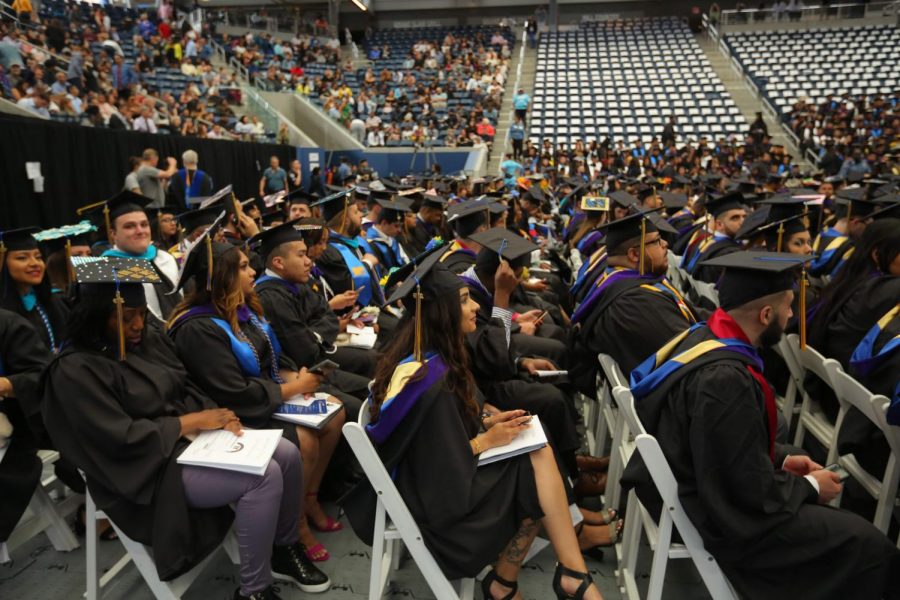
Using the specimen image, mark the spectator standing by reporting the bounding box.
[513,88,530,124]
[137,148,178,208]
[66,47,84,90]
[288,159,303,189]
[349,116,366,143]
[123,156,142,193]
[11,0,33,22]
[336,156,353,182]
[111,54,139,95]
[509,116,526,161]
[260,156,289,197]
[661,115,677,147]
[168,150,214,207]
[838,150,872,180]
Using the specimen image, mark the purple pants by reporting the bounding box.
[182,438,301,595]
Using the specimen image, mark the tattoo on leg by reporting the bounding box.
[500,519,540,567]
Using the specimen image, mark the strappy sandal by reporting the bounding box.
[480,569,518,600]
[306,492,343,532]
[579,507,618,526]
[576,519,624,562]
[552,563,595,600]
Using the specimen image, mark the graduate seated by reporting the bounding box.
[166,227,345,569]
[360,194,413,275]
[682,191,747,284]
[345,250,606,600]
[623,251,900,600]
[41,257,326,600]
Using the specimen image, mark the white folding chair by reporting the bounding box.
[789,336,844,465]
[773,334,803,429]
[829,367,900,537]
[635,432,739,600]
[598,354,628,511]
[3,449,80,561]
[85,489,239,600]
[345,401,475,600]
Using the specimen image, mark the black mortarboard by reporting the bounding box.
[189,184,234,209]
[634,184,656,202]
[77,191,153,241]
[757,194,809,222]
[659,192,688,210]
[595,209,675,270]
[763,214,808,252]
[0,227,39,271]
[373,197,413,224]
[383,240,448,292]
[735,206,772,241]
[309,187,356,222]
[284,188,319,206]
[522,185,545,204]
[248,218,305,262]
[704,191,746,218]
[177,206,223,235]
[672,175,692,188]
[446,199,491,237]
[470,228,538,271]
[834,195,885,220]
[868,196,900,220]
[608,190,638,208]
[421,193,448,210]
[71,255,163,359]
[261,208,287,228]
[173,213,233,292]
[700,251,808,311]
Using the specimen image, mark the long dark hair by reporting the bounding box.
[810,218,900,338]
[168,247,263,334]
[370,289,478,424]
[65,292,118,353]
[1,253,67,341]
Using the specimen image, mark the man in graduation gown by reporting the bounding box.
[360,197,413,275]
[809,193,880,279]
[405,192,447,256]
[570,210,698,397]
[684,191,747,283]
[439,199,493,274]
[622,251,900,600]
[0,308,50,545]
[95,191,181,320]
[250,220,373,421]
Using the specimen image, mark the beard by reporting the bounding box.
[758,317,785,348]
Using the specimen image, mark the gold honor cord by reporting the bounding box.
[206,235,214,292]
[799,267,808,351]
[113,267,126,361]
[104,204,112,243]
[65,239,76,284]
[639,218,647,276]
[776,222,785,253]
[413,284,424,362]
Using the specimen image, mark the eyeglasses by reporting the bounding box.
[629,236,664,249]
[160,217,177,224]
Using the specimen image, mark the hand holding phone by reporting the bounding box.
[309,359,340,377]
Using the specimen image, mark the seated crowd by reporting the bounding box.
[2,133,899,600]
[0,4,275,141]
[787,93,899,177]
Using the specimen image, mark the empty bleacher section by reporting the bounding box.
[530,17,749,146]
[724,24,900,163]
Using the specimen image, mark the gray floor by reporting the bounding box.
[0,499,710,600]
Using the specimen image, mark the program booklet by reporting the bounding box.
[177,429,282,476]
[478,415,548,467]
[273,393,344,430]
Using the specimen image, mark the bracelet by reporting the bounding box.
[471,437,483,455]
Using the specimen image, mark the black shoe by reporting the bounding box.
[481,568,518,600]
[232,585,283,600]
[271,543,331,593]
[552,562,594,600]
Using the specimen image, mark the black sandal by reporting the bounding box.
[480,568,518,600]
[552,562,594,600]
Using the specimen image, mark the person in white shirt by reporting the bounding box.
[133,106,158,133]
[367,129,385,147]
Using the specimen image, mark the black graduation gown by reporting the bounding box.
[405,219,434,256]
[343,381,543,580]
[1,292,68,353]
[0,308,49,541]
[689,237,742,284]
[40,322,233,580]
[571,276,695,396]
[169,312,300,447]
[621,326,899,600]
[316,239,382,308]
[441,247,477,274]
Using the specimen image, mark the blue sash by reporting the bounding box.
[570,247,607,296]
[811,228,851,276]
[685,233,729,273]
[331,235,375,306]
[850,306,900,424]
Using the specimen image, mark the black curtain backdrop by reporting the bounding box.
[0,115,296,229]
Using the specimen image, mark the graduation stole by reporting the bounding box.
[850,305,900,424]
[630,309,777,461]
[571,266,658,325]
[639,280,698,325]
[102,244,159,261]
[575,229,604,254]
[330,233,378,306]
[570,246,608,296]
[684,233,731,273]
[678,226,711,269]
[366,352,448,445]
[440,239,478,264]
[810,228,851,275]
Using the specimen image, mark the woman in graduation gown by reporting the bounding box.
[167,235,346,564]
[0,227,68,353]
[0,307,51,546]
[40,258,325,600]
[345,251,605,600]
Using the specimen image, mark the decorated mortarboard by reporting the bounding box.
[33,221,99,283]
[397,187,426,200]
[309,186,357,223]
[247,218,305,262]
[659,192,688,210]
[704,191,746,218]
[595,209,675,274]
[0,227,40,272]
[261,189,287,208]
[699,251,813,347]
[190,184,234,209]
[469,228,538,271]
[70,255,164,360]
[580,196,610,212]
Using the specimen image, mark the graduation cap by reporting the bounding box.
[735,206,772,242]
[763,213,809,252]
[446,198,492,237]
[469,228,538,271]
[247,218,305,262]
[700,251,812,348]
[190,184,234,209]
[868,196,900,220]
[309,186,357,226]
[608,190,639,209]
[580,196,610,212]
[177,206,223,236]
[659,192,688,211]
[261,208,287,228]
[421,193,448,210]
[634,184,656,202]
[834,194,886,221]
[522,185,545,204]
[173,212,233,292]
[384,244,464,362]
[77,190,153,242]
[671,175,693,189]
[0,227,40,274]
[595,209,676,274]
[383,240,448,293]
[33,221,98,284]
[261,189,287,208]
[70,256,163,360]
[757,194,809,222]
[704,191,746,218]
[372,196,413,224]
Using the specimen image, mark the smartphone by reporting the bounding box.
[824,463,850,483]
[309,359,340,377]
[536,310,549,323]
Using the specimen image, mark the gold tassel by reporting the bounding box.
[339,196,348,236]
[0,238,6,274]
[206,235,214,292]
[776,222,785,253]
[413,283,423,363]
[846,200,853,224]
[65,239,75,285]
[104,204,112,243]
[113,266,126,361]
[799,267,808,351]
[639,218,647,276]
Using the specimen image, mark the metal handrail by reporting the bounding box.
[718,1,898,28]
